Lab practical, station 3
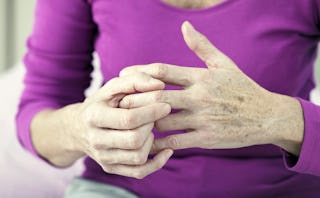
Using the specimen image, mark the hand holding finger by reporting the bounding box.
[74,70,175,179]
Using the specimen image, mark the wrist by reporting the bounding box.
[267,93,304,156]
[32,103,86,167]
[57,103,87,157]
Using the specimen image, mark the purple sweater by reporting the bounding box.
[17,0,320,197]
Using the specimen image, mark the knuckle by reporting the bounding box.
[199,70,211,81]
[199,34,209,45]
[192,71,212,86]
[154,90,165,102]
[206,58,219,69]
[191,89,212,105]
[133,153,148,165]
[120,112,136,128]
[121,97,134,108]
[155,63,168,79]
[128,133,143,149]
[167,136,179,148]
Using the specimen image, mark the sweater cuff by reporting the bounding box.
[282,97,320,176]
[16,102,60,158]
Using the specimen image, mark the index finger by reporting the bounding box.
[120,63,205,87]
[181,21,235,69]
[91,102,171,130]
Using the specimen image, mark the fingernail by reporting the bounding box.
[165,149,174,157]
[182,21,197,37]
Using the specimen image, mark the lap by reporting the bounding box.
[64,177,138,198]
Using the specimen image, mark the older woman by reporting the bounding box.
[17,0,320,197]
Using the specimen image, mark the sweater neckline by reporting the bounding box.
[154,0,235,14]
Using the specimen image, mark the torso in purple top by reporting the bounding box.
[17,0,320,197]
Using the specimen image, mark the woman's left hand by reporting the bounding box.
[119,21,304,156]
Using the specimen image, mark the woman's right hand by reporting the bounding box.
[70,72,173,179]
[32,72,173,179]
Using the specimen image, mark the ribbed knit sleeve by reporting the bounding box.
[16,0,97,157]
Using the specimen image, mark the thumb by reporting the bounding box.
[150,139,168,154]
[181,21,233,69]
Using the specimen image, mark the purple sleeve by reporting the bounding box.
[281,0,320,176]
[16,0,96,157]
[282,98,320,176]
